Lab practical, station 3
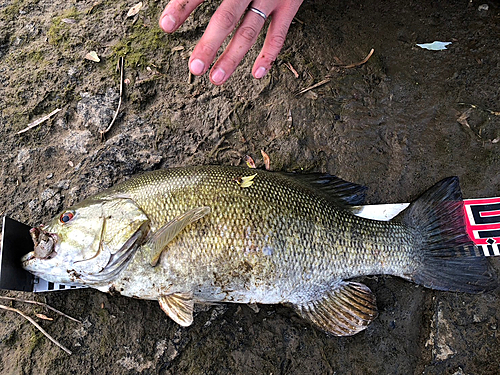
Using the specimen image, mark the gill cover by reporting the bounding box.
[23,197,149,286]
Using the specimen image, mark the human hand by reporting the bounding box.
[159,0,304,85]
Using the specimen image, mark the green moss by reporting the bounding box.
[47,7,81,45]
[112,24,170,68]
[0,0,42,23]
[96,307,110,322]
[26,329,44,355]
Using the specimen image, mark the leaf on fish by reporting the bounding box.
[235,173,257,188]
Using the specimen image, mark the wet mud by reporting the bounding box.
[1,0,499,374]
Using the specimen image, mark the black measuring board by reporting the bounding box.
[0,216,35,291]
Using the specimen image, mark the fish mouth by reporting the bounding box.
[26,226,59,261]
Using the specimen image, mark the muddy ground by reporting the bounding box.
[1,0,499,373]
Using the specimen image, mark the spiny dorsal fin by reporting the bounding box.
[286,173,367,207]
[149,206,211,266]
[294,281,378,336]
[158,292,194,327]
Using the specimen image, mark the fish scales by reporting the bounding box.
[96,166,414,302]
[23,166,496,335]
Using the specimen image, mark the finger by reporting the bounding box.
[189,0,251,76]
[209,7,267,85]
[159,0,205,33]
[252,1,303,79]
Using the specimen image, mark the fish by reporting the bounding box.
[22,166,497,336]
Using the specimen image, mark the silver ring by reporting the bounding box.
[248,6,267,20]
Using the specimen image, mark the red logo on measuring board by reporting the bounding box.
[464,197,500,257]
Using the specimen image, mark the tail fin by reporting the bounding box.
[401,177,497,293]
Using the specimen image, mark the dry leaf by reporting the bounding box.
[261,150,270,170]
[245,155,256,169]
[239,174,257,188]
[127,2,143,18]
[61,18,76,24]
[84,51,100,62]
[172,46,185,52]
[457,109,472,129]
[35,313,53,321]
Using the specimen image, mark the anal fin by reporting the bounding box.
[149,206,210,266]
[158,292,194,327]
[294,281,378,336]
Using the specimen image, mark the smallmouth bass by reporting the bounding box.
[22,166,496,335]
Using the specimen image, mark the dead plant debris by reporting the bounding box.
[100,56,124,140]
[126,2,143,18]
[17,108,61,135]
[0,296,81,355]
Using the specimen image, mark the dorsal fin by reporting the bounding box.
[294,281,378,336]
[286,173,367,208]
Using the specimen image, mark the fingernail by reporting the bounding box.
[255,67,267,79]
[211,68,226,84]
[160,14,176,33]
[190,59,205,75]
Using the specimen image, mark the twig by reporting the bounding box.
[296,49,375,96]
[334,48,374,69]
[284,62,299,78]
[17,108,61,135]
[292,17,305,25]
[0,304,72,354]
[458,102,500,116]
[0,296,81,323]
[297,78,331,95]
[100,56,124,140]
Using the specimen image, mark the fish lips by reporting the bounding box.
[23,226,59,263]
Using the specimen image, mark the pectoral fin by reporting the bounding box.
[149,206,211,266]
[294,281,378,336]
[158,292,194,327]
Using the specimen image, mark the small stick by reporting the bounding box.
[334,48,374,69]
[0,304,72,355]
[284,62,299,78]
[297,78,331,95]
[0,296,81,323]
[292,17,305,25]
[17,108,61,135]
[100,56,124,140]
[458,102,500,116]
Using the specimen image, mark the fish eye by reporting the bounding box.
[59,211,75,224]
